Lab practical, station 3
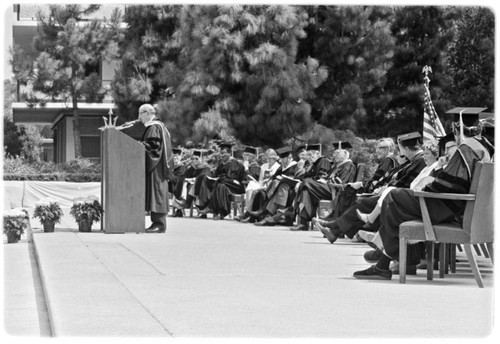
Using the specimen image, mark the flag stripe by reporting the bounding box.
[423,84,446,141]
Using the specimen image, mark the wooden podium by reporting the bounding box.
[101,128,145,233]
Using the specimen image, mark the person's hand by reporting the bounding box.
[297,160,305,169]
[436,156,449,169]
[243,160,249,170]
[348,181,363,190]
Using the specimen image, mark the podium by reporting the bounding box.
[101,129,145,233]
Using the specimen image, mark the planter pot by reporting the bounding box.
[43,221,55,233]
[78,220,92,232]
[7,232,21,243]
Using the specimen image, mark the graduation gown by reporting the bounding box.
[210,158,246,217]
[296,159,356,221]
[142,120,174,213]
[263,161,301,214]
[170,163,188,199]
[379,136,493,260]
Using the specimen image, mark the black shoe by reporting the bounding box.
[235,211,250,222]
[391,263,417,275]
[363,248,383,263]
[240,216,255,223]
[255,217,276,226]
[176,209,184,217]
[317,222,340,244]
[416,260,439,270]
[353,265,392,280]
[198,207,213,215]
[146,227,165,233]
[197,214,207,219]
[290,224,309,231]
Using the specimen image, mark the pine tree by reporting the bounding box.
[11,5,121,157]
[381,6,459,137]
[165,5,328,146]
[445,7,494,111]
[110,5,181,121]
[298,6,395,135]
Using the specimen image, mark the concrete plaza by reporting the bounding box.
[3,215,496,339]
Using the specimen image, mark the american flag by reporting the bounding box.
[423,83,446,142]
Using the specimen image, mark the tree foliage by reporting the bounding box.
[11,4,121,157]
[380,6,460,137]
[299,6,395,134]
[445,7,494,110]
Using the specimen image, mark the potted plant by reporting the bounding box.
[33,198,64,232]
[3,209,30,243]
[70,196,103,232]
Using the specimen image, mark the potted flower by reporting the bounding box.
[70,196,103,232]
[3,209,30,243]
[33,198,64,232]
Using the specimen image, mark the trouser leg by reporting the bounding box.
[379,188,454,259]
[151,212,167,232]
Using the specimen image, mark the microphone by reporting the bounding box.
[124,119,140,126]
[113,119,140,131]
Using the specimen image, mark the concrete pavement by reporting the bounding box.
[3,215,496,338]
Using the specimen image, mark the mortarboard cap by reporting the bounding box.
[192,150,203,158]
[331,141,352,149]
[397,132,422,143]
[172,148,182,155]
[243,146,259,156]
[296,145,307,153]
[276,146,293,158]
[446,107,486,126]
[218,142,233,151]
[306,143,322,154]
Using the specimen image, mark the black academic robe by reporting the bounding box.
[364,155,399,193]
[170,164,188,199]
[142,120,174,213]
[330,156,398,220]
[296,159,356,221]
[209,158,246,217]
[379,136,493,260]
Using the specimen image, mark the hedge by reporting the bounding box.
[3,173,101,182]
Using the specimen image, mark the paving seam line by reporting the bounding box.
[116,242,165,275]
[75,235,174,337]
[30,230,56,337]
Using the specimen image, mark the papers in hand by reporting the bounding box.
[357,192,374,197]
[247,175,258,182]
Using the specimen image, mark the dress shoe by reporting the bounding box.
[290,224,309,231]
[235,211,250,222]
[416,259,439,270]
[363,248,383,263]
[317,222,340,244]
[255,217,276,226]
[198,207,213,215]
[390,261,417,275]
[240,216,254,223]
[197,214,207,219]
[353,265,392,280]
[176,209,184,217]
[146,227,165,233]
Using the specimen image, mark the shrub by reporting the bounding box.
[70,196,103,225]
[3,156,101,182]
[33,198,64,225]
[3,208,30,237]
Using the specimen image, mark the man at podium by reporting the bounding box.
[138,104,174,233]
